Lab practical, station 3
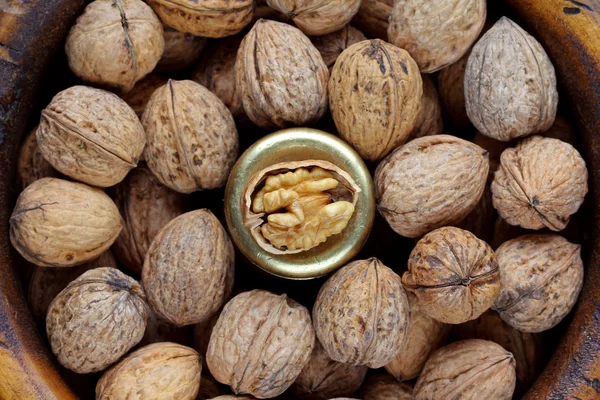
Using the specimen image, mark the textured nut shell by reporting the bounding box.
[351,0,393,39]
[409,74,444,139]
[38,86,145,187]
[156,26,206,72]
[236,20,329,129]
[375,135,489,238]
[311,25,366,70]
[436,53,471,128]
[146,0,254,37]
[492,234,584,333]
[143,209,235,326]
[291,340,368,400]
[10,178,122,267]
[465,17,558,141]
[313,258,410,368]
[142,79,239,193]
[329,39,423,161]
[121,74,169,117]
[65,0,164,92]
[207,290,315,399]
[491,136,588,231]
[403,227,501,324]
[46,267,148,373]
[360,373,413,400]
[17,126,58,189]
[112,165,184,274]
[414,339,516,399]
[457,183,495,242]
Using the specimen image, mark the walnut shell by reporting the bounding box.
[65,0,164,92]
[375,135,489,238]
[121,74,169,117]
[143,209,235,326]
[112,165,184,274]
[360,373,413,400]
[310,25,366,71]
[491,136,587,231]
[329,39,423,161]
[403,227,501,324]
[146,0,254,38]
[207,290,315,399]
[465,17,558,141]
[156,26,206,72]
[96,342,201,400]
[436,53,471,129]
[142,79,239,193]
[10,178,123,267]
[313,258,410,368]
[37,86,145,187]
[492,234,584,333]
[351,0,393,39]
[46,267,148,373]
[236,19,329,129]
[414,339,516,399]
[457,182,495,242]
[17,126,58,190]
[409,74,444,139]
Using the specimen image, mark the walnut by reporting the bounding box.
[140,309,194,347]
[465,17,558,141]
[10,178,122,267]
[96,342,201,400]
[143,210,235,326]
[243,161,359,254]
[329,39,423,161]
[266,0,361,35]
[142,79,239,194]
[156,26,206,72]
[112,165,184,274]
[121,74,169,118]
[17,126,58,189]
[388,0,486,73]
[37,86,145,187]
[457,183,495,243]
[236,20,329,129]
[414,339,516,399]
[46,267,148,373]
[403,227,501,324]
[351,0,393,39]
[310,25,366,71]
[313,258,409,368]
[436,53,471,129]
[207,290,315,398]
[146,0,253,38]
[65,0,164,92]
[375,135,489,238]
[409,75,444,139]
[290,340,368,400]
[491,136,587,231]
[492,234,584,333]
[360,373,413,400]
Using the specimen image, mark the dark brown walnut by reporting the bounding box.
[207,290,315,398]
[290,340,368,400]
[112,165,184,274]
[196,374,230,399]
[17,126,58,189]
[329,39,423,161]
[492,234,584,333]
[121,73,169,117]
[10,178,123,268]
[409,74,444,139]
[359,373,413,400]
[414,339,516,399]
[375,135,489,238]
[436,52,471,129]
[236,20,329,129]
[156,26,206,72]
[140,310,194,347]
[143,210,235,326]
[142,79,239,193]
[403,227,501,324]
[491,136,588,231]
[458,182,495,243]
[351,0,393,39]
[313,258,410,368]
[46,267,148,373]
[65,0,164,92]
[311,25,366,71]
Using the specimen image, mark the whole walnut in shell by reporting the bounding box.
[492,234,584,333]
[142,79,239,193]
[10,178,122,268]
[38,86,145,187]
[351,0,393,39]
[207,290,315,399]
[465,17,558,141]
[17,126,58,189]
[121,74,169,117]
[436,53,471,129]
[65,0,164,92]
[46,267,148,373]
[491,136,587,231]
[414,339,516,399]
[403,227,501,324]
[313,258,410,368]
[375,135,489,238]
[236,20,329,129]
[310,25,366,71]
[409,74,444,139]
[360,373,413,400]
[329,39,423,161]
[156,26,206,72]
[96,342,201,400]
[143,209,235,326]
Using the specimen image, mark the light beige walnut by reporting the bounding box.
[207,290,315,399]
[436,53,471,128]
[121,74,169,117]
[46,267,148,373]
[311,25,366,71]
[65,0,164,92]
[351,0,393,39]
[10,178,122,268]
[360,373,413,400]
[17,126,58,189]
[409,74,444,139]
[156,26,206,72]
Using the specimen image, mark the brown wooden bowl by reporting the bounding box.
[1,0,600,398]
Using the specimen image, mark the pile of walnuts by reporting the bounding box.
[10,0,588,399]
